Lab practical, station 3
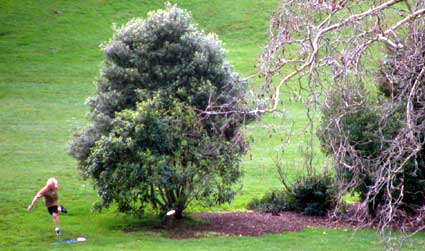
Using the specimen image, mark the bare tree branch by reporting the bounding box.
[252,1,425,250]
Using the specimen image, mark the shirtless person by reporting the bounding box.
[27,177,67,236]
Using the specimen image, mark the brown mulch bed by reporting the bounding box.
[131,211,354,239]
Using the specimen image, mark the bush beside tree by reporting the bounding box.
[248,173,337,216]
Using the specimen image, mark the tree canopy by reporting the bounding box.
[70,4,248,218]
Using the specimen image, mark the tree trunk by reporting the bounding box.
[174,209,183,219]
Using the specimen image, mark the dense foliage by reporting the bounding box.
[248,174,337,216]
[70,4,248,218]
[247,189,288,214]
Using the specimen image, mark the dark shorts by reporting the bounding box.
[47,206,58,215]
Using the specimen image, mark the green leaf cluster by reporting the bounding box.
[248,174,337,216]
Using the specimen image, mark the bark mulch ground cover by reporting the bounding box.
[131,211,354,239]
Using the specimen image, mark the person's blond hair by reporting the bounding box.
[47,177,58,188]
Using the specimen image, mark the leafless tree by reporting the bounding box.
[255,0,425,250]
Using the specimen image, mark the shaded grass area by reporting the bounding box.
[1,0,424,250]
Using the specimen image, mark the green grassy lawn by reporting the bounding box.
[1,0,424,250]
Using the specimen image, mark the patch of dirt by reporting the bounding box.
[135,211,354,239]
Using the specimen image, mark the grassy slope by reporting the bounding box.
[1,0,424,250]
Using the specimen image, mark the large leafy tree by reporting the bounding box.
[70,4,248,218]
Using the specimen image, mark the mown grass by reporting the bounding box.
[1,0,424,250]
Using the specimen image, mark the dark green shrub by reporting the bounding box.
[247,190,289,214]
[290,174,337,216]
[248,174,337,216]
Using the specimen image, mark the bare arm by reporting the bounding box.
[27,186,48,212]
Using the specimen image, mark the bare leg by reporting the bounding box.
[52,212,60,229]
